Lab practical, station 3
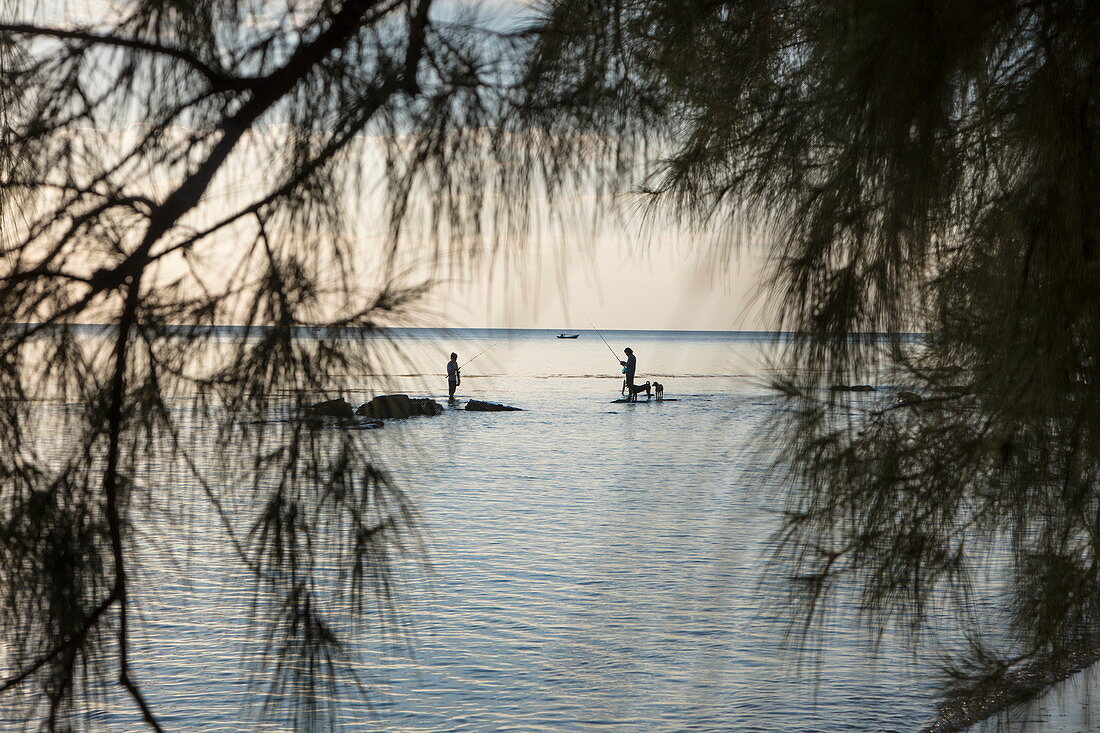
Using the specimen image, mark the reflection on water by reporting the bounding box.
[3,329,1085,731]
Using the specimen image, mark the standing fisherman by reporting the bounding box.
[447,352,461,399]
[587,321,651,400]
[620,347,651,400]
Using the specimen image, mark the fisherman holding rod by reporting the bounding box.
[447,352,461,399]
[588,321,651,400]
[446,345,492,399]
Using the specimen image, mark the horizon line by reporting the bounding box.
[5,322,926,337]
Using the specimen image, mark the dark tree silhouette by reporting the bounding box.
[0,0,535,730]
[9,0,1099,728]
[519,0,1100,727]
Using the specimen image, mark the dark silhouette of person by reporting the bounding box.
[447,352,460,398]
[621,347,651,400]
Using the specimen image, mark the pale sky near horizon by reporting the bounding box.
[20,0,776,332]
[416,0,774,332]
[417,232,773,332]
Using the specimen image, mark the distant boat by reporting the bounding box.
[556,333,580,339]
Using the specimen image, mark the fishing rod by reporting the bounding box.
[587,319,622,364]
[589,319,631,396]
[459,344,493,370]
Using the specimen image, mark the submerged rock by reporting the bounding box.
[356,394,443,419]
[465,399,521,412]
[306,398,355,419]
[303,399,383,429]
[350,419,385,430]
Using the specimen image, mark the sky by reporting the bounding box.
[379,0,776,332]
[417,230,772,332]
[15,0,776,333]
[416,0,775,332]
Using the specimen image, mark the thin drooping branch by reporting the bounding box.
[0,22,256,92]
[94,0,406,290]
[149,74,415,264]
[1,0,518,728]
[0,595,115,695]
[102,273,156,729]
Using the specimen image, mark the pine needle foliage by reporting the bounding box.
[0,0,533,730]
[519,0,1100,719]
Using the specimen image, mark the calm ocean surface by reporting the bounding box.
[12,328,1094,731]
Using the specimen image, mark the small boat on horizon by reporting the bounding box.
[556,333,580,339]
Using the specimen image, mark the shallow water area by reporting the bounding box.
[4,328,1019,731]
[361,330,933,732]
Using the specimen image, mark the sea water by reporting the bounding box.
[355,330,930,732]
[6,329,1087,731]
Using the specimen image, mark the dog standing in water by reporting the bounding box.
[653,382,664,401]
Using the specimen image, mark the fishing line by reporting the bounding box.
[587,319,621,364]
[459,344,493,369]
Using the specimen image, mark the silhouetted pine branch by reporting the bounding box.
[0,0,539,729]
[519,0,1100,726]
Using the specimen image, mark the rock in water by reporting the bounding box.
[357,394,443,418]
[465,399,521,412]
[306,398,355,419]
[351,419,385,430]
[830,384,876,392]
[357,394,411,417]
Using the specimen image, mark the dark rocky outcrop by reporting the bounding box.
[465,399,521,412]
[306,398,355,419]
[830,384,876,392]
[356,394,443,419]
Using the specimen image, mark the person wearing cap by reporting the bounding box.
[447,352,461,398]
